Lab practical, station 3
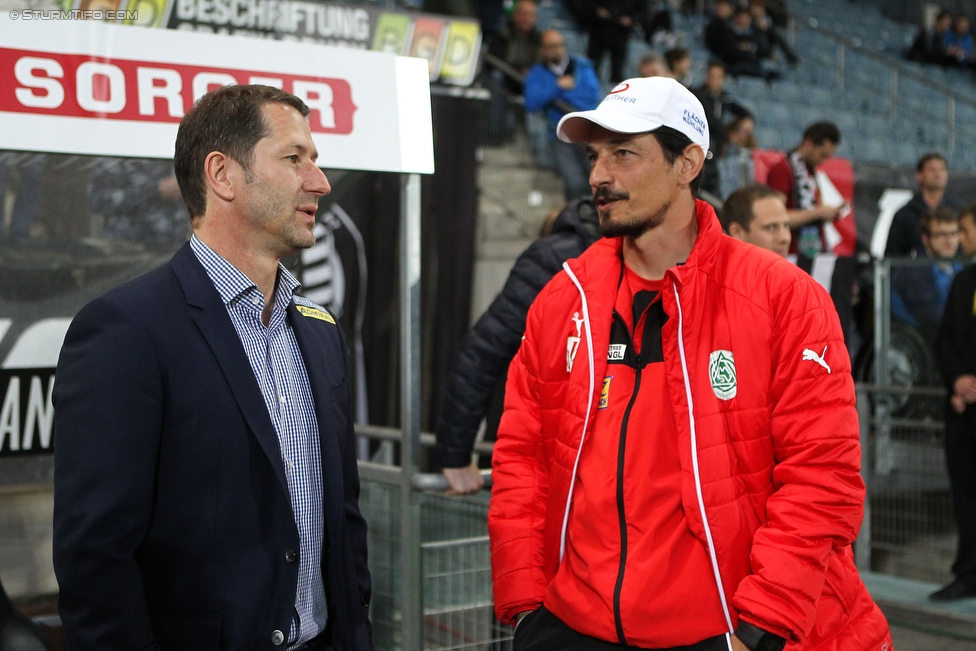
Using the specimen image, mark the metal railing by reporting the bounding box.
[794,12,976,163]
[355,425,507,651]
[856,257,957,584]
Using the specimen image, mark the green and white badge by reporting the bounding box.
[708,350,737,400]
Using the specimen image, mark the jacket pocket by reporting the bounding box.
[149,612,221,651]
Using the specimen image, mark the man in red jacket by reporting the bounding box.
[488,76,891,651]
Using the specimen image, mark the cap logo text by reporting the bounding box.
[682,109,705,136]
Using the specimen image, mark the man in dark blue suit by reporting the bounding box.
[52,84,372,651]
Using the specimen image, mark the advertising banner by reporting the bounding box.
[0,17,434,172]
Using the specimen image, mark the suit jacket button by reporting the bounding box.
[285,549,297,563]
[272,630,285,646]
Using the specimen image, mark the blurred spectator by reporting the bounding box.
[891,207,962,345]
[693,60,752,196]
[587,0,642,83]
[959,203,976,258]
[763,0,790,28]
[478,0,505,41]
[88,157,189,244]
[434,198,600,494]
[886,152,961,258]
[706,0,778,80]
[766,121,844,258]
[524,29,601,201]
[640,0,676,48]
[907,9,954,65]
[486,0,541,93]
[721,183,791,257]
[945,15,974,67]
[638,51,670,77]
[748,0,799,65]
[0,151,46,240]
[705,1,736,63]
[934,220,976,602]
[664,46,692,85]
[718,113,758,199]
[483,0,541,145]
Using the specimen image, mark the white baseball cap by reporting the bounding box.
[556,76,710,155]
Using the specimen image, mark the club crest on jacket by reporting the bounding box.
[709,349,737,400]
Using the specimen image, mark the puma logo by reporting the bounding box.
[802,346,831,374]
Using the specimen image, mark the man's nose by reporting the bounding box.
[306,164,331,196]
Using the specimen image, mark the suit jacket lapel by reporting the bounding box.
[169,244,290,496]
[288,304,345,540]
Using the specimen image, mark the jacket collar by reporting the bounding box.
[169,242,290,496]
[566,199,723,292]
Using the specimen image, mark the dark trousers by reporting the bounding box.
[514,605,732,651]
[588,29,629,83]
[947,408,976,581]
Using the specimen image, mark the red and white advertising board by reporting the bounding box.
[0,16,434,173]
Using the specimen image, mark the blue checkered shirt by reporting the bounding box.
[191,235,327,647]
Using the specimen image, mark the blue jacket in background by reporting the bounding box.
[524,55,602,140]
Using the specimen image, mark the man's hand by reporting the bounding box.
[619,15,632,27]
[812,204,843,221]
[954,374,976,403]
[557,74,576,90]
[730,634,750,651]
[595,6,611,19]
[443,464,485,495]
[952,394,968,414]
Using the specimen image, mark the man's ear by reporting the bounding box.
[205,151,236,203]
[728,221,748,240]
[678,144,705,184]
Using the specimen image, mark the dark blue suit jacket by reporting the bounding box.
[53,243,372,651]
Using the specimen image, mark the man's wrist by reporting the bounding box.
[733,621,786,651]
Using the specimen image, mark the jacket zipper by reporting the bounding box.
[611,310,641,645]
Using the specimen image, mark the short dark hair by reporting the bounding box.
[651,126,703,196]
[801,121,841,146]
[664,47,689,69]
[916,151,947,172]
[706,59,726,73]
[174,84,309,219]
[921,206,958,235]
[720,184,780,232]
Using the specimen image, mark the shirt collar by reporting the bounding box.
[190,234,302,308]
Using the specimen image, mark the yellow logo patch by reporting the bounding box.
[296,305,335,324]
[599,376,612,409]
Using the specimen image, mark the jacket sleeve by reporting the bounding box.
[435,240,574,468]
[53,298,163,651]
[731,274,866,643]
[488,285,551,625]
[524,66,559,113]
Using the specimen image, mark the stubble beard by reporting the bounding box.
[244,172,318,252]
[597,194,670,238]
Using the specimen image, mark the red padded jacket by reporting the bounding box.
[488,200,891,649]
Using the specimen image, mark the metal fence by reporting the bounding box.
[857,257,957,584]
[357,426,513,651]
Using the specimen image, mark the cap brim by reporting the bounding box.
[557,109,664,143]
